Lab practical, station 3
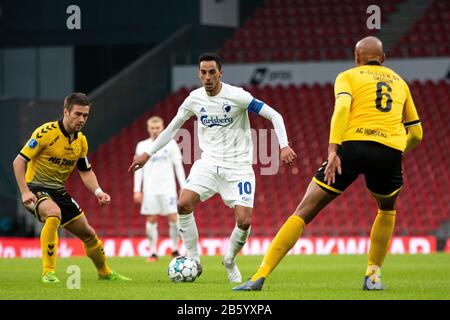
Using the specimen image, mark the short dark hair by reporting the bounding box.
[198,53,222,70]
[64,92,90,111]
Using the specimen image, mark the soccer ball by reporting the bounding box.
[167,256,199,283]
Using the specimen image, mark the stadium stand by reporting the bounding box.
[66,80,449,238]
[219,0,404,62]
[389,0,450,57]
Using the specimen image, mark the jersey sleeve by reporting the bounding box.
[233,87,257,111]
[334,71,353,98]
[19,124,53,161]
[402,83,421,128]
[329,72,353,144]
[147,98,193,155]
[177,96,195,121]
[77,135,92,171]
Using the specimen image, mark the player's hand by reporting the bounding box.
[324,151,342,185]
[96,191,111,206]
[128,152,151,172]
[280,146,297,166]
[21,190,37,209]
[133,192,142,204]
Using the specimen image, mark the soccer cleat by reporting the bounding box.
[146,254,159,262]
[42,271,60,283]
[363,275,384,290]
[232,277,265,291]
[222,260,242,283]
[171,250,180,257]
[98,271,132,281]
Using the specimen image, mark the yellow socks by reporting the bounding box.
[366,210,396,276]
[252,215,305,281]
[41,216,60,275]
[83,235,111,276]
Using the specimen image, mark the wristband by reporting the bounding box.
[94,187,103,197]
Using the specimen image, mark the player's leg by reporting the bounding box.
[251,182,337,281]
[178,159,218,271]
[35,197,61,283]
[177,189,201,263]
[363,142,403,290]
[161,194,180,256]
[223,205,252,283]
[363,192,399,290]
[145,215,159,261]
[234,146,358,291]
[218,166,255,282]
[140,194,162,261]
[63,214,131,280]
[167,213,179,256]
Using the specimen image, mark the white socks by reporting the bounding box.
[224,225,250,265]
[168,221,179,252]
[177,212,200,263]
[145,222,158,256]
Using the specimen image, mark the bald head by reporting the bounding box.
[354,36,385,66]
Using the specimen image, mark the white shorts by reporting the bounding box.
[184,159,255,208]
[140,194,178,215]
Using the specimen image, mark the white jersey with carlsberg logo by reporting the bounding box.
[134,139,181,195]
[178,82,258,169]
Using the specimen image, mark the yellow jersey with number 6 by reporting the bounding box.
[334,62,420,151]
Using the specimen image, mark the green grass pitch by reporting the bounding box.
[1,254,449,300]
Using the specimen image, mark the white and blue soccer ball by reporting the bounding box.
[168,256,199,283]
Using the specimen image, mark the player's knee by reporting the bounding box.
[376,197,397,211]
[80,226,97,242]
[177,200,194,215]
[43,207,61,220]
[236,217,251,230]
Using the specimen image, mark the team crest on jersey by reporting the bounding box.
[28,138,38,149]
[222,102,231,113]
[72,141,82,156]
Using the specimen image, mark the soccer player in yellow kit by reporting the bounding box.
[234,36,423,291]
[13,93,130,283]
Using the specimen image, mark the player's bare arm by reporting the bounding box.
[78,169,111,206]
[12,155,37,207]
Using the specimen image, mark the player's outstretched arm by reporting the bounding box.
[254,102,297,166]
[78,170,110,206]
[129,112,189,172]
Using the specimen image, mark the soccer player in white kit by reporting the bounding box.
[130,53,297,283]
[133,116,186,262]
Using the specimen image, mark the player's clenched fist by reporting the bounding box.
[96,191,111,206]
